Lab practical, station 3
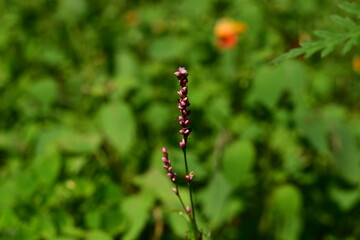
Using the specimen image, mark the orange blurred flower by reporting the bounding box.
[352,56,360,74]
[214,18,247,50]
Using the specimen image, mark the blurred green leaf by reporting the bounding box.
[168,212,188,239]
[98,101,136,156]
[27,78,57,110]
[86,230,112,240]
[330,186,360,212]
[56,0,87,23]
[150,36,190,61]
[250,61,307,108]
[33,149,61,186]
[102,208,125,235]
[295,109,328,153]
[200,172,237,229]
[58,131,101,154]
[222,139,255,187]
[269,184,302,240]
[330,122,360,183]
[85,211,101,229]
[122,190,155,240]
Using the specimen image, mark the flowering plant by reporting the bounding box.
[161,67,202,240]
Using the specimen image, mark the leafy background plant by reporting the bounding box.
[0,0,360,240]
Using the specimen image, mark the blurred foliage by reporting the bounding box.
[273,1,360,63]
[0,0,360,240]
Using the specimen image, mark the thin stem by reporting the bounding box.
[183,141,190,174]
[175,184,187,211]
[182,144,199,238]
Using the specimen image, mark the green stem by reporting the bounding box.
[182,143,200,239]
[175,184,187,211]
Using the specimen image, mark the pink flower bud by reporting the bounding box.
[162,147,168,158]
[171,173,177,182]
[177,91,184,98]
[182,79,188,84]
[184,119,190,125]
[185,171,195,181]
[179,139,186,148]
[185,206,191,213]
[178,67,188,75]
[181,86,187,94]
[181,110,191,116]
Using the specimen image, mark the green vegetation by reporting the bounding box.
[0,0,360,239]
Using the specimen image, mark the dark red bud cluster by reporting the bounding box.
[162,147,177,182]
[174,67,192,148]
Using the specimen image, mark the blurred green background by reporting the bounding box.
[1,0,360,239]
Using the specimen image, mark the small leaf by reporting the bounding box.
[331,15,358,29]
[342,33,360,54]
[314,30,336,39]
[339,2,360,16]
[272,48,305,64]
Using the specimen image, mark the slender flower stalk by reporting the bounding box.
[161,67,202,240]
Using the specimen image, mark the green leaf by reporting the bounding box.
[314,30,336,39]
[200,173,239,229]
[86,230,112,240]
[121,191,155,240]
[133,167,179,209]
[249,61,307,108]
[272,48,305,64]
[98,101,136,156]
[102,208,125,235]
[331,15,358,30]
[0,208,18,229]
[339,2,360,16]
[85,211,101,229]
[295,109,328,153]
[222,140,255,187]
[56,0,87,23]
[342,33,360,54]
[330,185,360,212]
[27,78,57,108]
[168,212,189,239]
[58,131,101,154]
[330,122,360,183]
[269,184,302,240]
[33,149,61,186]
[272,3,360,63]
